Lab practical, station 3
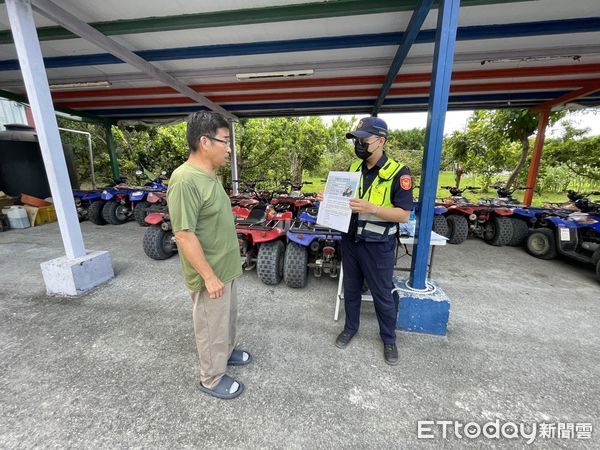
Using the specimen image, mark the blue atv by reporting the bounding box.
[83,190,107,225]
[72,189,101,222]
[284,207,342,288]
[526,203,600,281]
[100,180,138,225]
[130,169,169,226]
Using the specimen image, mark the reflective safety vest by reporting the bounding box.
[350,158,403,241]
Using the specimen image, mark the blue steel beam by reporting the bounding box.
[410,0,461,289]
[0,17,597,71]
[372,0,434,116]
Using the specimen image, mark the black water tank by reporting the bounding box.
[0,124,80,199]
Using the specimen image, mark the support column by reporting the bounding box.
[6,0,85,259]
[410,0,461,289]
[394,0,460,336]
[523,110,550,206]
[105,122,120,181]
[6,0,113,296]
[229,121,239,195]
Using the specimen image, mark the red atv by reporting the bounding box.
[142,211,177,260]
[440,186,514,246]
[236,203,293,285]
[230,180,271,220]
[270,181,316,218]
[437,186,479,244]
[136,190,168,226]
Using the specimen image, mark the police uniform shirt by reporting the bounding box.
[359,153,414,211]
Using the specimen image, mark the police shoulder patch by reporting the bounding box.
[400,175,412,190]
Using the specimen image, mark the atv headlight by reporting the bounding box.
[132,191,144,196]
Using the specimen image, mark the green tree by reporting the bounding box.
[232,117,327,188]
[544,123,600,182]
[386,128,425,177]
[445,111,510,191]
[322,116,355,173]
[444,130,471,187]
[56,118,113,187]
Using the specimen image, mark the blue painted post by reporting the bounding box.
[409,0,461,289]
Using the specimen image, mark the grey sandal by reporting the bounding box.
[227,349,252,366]
[196,374,244,400]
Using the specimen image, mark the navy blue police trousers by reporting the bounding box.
[341,234,397,344]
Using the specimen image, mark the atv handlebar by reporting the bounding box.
[441,186,479,196]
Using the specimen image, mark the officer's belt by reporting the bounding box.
[356,222,398,236]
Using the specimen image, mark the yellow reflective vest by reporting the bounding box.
[350,158,403,207]
[349,158,403,240]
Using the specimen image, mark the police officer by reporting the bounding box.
[335,117,413,365]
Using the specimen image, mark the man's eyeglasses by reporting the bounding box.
[203,135,231,147]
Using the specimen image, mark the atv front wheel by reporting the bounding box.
[446,215,469,244]
[284,242,309,288]
[256,240,285,285]
[433,215,449,238]
[134,200,151,226]
[483,216,513,246]
[102,201,130,225]
[87,200,106,225]
[526,228,557,259]
[143,226,176,260]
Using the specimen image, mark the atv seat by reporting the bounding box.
[236,204,267,225]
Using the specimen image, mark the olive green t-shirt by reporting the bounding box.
[167,162,242,291]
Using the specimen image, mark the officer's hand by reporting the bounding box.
[205,275,225,299]
[349,198,378,214]
[316,191,324,202]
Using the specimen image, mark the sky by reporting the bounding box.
[323,109,600,137]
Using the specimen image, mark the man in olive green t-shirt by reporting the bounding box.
[167,111,250,400]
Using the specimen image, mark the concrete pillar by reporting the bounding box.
[6,0,113,296]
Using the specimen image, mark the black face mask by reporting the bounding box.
[354,140,371,160]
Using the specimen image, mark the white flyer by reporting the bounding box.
[316,171,361,232]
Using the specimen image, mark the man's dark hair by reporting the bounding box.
[186,111,230,152]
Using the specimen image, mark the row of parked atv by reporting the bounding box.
[81,171,596,284]
[73,170,168,227]
[232,181,341,288]
[138,180,344,289]
[432,185,600,281]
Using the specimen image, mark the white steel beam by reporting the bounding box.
[30,0,237,122]
[5,0,85,259]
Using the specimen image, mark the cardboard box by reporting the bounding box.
[0,191,16,208]
[23,204,57,227]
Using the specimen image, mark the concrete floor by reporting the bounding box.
[0,221,598,448]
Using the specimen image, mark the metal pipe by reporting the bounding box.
[229,122,239,195]
[58,127,95,189]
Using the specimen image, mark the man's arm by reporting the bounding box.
[175,230,225,299]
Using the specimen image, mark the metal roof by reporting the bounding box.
[0,0,599,123]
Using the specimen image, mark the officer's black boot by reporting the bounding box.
[384,343,398,365]
[335,331,355,349]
